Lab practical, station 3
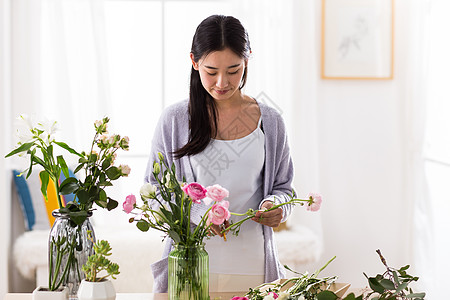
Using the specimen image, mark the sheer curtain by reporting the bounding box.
[419,0,450,299]
[405,0,450,299]
[403,0,433,295]
[11,0,110,157]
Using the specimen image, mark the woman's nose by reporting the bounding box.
[216,74,228,88]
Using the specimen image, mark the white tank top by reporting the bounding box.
[189,117,265,275]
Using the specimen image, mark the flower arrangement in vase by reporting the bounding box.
[123,153,322,300]
[6,115,129,296]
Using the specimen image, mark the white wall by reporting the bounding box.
[293,0,414,288]
[0,0,11,297]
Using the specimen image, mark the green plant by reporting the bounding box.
[316,250,426,300]
[243,257,338,300]
[82,239,120,282]
[361,249,425,300]
[5,115,129,291]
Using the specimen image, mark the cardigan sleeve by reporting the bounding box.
[259,105,296,223]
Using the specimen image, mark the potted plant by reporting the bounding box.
[5,115,130,297]
[77,238,120,300]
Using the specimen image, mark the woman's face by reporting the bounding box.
[191,48,247,102]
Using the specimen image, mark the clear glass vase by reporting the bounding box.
[168,243,209,300]
[48,210,95,299]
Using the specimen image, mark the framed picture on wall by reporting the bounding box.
[321,0,394,80]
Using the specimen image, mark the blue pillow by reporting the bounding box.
[12,169,77,230]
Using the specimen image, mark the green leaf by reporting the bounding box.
[39,171,50,201]
[137,220,150,232]
[168,230,181,244]
[88,153,98,163]
[102,158,111,170]
[342,293,363,300]
[96,200,108,208]
[76,189,90,204]
[393,271,400,285]
[380,278,396,290]
[106,199,118,211]
[57,155,69,178]
[74,163,84,174]
[396,282,408,293]
[59,177,79,194]
[317,290,338,300]
[69,210,88,225]
[99,189,107,201]
[5,142,34,157]
[54,141,82,157]
[406,292,426,299]
[368,277,386,294]
[105,166,121,180]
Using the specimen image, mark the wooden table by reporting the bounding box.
[3,292,245,300]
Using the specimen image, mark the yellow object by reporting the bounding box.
[42,178,60,226]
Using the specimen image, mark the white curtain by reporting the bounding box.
[11,0,109,158]
[403,0,433,295]
[232,0,323,258]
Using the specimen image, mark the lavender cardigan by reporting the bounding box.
[145,99,295,293]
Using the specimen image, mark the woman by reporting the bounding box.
[146,14,295,293]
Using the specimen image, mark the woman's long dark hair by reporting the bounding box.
[173,15,251,159]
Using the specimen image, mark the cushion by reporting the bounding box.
[12,169,76,231]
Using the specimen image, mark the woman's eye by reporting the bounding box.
[207,72,217,76]
[228,70,239,75]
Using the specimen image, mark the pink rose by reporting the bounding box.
[182,182,207,204]
[123,194,136,213]
[230,297,249,300]
[206,184,229,204]
[268,292,279,299]
[307,192,322,212]
[208,201,231,225]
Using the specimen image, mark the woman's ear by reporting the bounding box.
[190,53,199,70]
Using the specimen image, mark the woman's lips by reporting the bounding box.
[215,89,229,95]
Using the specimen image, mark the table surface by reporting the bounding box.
[4,288,367,300]
[4,292,246,300]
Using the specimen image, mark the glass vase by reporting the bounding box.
[48,210,95,299]
[168,243,209,300]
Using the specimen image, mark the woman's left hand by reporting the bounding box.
[252,201,282,228]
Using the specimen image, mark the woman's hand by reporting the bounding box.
[252,201,283,228]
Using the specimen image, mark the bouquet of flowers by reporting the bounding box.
[123,152,322,299]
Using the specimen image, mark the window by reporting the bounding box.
[40,0,231,227]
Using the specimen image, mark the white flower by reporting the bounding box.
[18,114,34,130]
[37,118,58,141]
[15,115,35,144]
[119,164,131,176]
[263,295,275,300]
[108,135,116,145]
[140,183,157,199]
[278,292,291,300]
[100,134,109,144]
